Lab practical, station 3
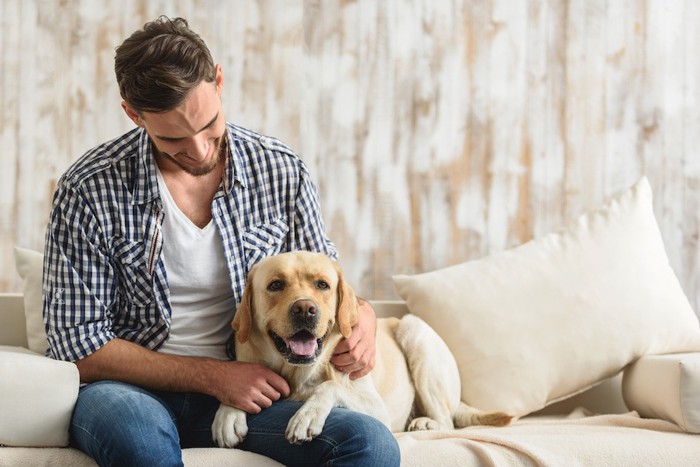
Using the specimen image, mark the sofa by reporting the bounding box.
[2,176,700,466]
[2,293,700,466]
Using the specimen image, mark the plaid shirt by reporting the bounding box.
[43,123,337,362]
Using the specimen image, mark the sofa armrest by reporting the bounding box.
[622,352,700,433]
[0,346,79,447]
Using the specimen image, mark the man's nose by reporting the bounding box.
[187,135,210,160]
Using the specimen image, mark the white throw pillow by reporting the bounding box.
[623,353,700,433]
[13,247,48,355]
[393,177,700,417]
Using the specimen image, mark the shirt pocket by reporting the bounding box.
[111,237,154,306]
[242,218,290,270]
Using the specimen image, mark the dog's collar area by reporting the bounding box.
[268,330,323,365]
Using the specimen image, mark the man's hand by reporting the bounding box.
[330,299,377,380]
[214,361,290,414]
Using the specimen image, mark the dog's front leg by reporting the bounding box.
[212,404,249,448]
[286,381,342,444]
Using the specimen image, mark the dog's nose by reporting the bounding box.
[290,299,318,323]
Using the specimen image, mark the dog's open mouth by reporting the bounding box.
[269,330,324,365]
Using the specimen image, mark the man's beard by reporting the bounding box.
[154,135,227,177]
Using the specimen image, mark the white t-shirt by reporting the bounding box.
[155,168,234,360]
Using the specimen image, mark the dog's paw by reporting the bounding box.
[285,405,329,444]
[407,417,441,431]
[212,404,249,448]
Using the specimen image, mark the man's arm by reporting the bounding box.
[76,338,289,413]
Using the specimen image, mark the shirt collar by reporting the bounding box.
[221,125,247,193]
[132,129,159,206]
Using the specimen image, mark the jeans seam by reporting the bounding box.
[71,421,106,454]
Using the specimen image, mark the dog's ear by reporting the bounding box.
[232,268,255,344]
[334,263,359,338]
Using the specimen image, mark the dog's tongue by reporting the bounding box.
[285,332,318,357]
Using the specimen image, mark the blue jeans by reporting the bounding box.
[70,381,400,467]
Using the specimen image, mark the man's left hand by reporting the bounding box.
[330,298,377,380]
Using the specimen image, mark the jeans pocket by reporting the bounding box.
[242,218,290,269]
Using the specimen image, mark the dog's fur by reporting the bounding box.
[212,251,511,447]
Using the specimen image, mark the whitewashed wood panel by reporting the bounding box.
[1,0,699,318]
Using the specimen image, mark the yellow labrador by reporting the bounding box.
[212,251,511,447]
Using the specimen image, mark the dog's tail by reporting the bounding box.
[454,402,513,427]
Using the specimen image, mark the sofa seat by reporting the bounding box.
[0,446,283,466]
[395,412,699,466]
[1,412,698,467]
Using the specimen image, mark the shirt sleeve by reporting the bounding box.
[292,161,339,260]
[43,180,117,362]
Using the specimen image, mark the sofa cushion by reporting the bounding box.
[14,246,48,355]
[0,345,79,447]
[393,177,700,418]
[623,353,700,433]
[0,446,285,466]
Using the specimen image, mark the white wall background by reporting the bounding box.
[1,0,699,316]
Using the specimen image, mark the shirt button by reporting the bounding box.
[54,288,65,305]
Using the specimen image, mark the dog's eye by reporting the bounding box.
[315,280,330,290]
[268,280,284,291]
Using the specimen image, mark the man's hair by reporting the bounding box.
[115,16,216,113]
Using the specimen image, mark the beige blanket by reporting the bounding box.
[395,411,700,466]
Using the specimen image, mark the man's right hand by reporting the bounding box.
[213,361,290,413]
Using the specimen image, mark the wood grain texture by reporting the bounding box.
[1,0,699,318]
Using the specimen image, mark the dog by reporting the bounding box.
[212,251,511,447]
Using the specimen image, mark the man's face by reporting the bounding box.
[123,66,227,177]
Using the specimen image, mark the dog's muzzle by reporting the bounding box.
[268,299,325,365]
[269,329,324,365]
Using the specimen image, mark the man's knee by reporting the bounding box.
[71,381,183,467]
[323,408,400,465]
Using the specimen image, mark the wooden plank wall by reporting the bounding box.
[1,0,699,317]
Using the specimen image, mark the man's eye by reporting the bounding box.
[316,281,330,290]
[268,280,284,291]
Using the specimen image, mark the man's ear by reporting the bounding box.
[215,64,224,96]
[334,263,358,338]
[121,101,145,128]
[232,268,255,343]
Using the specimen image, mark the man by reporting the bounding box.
[43,16,400,466]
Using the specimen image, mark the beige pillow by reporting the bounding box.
[393,177,700,417]
[623,353,700,433]
[14,246,48,355]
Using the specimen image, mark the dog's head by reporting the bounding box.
[232,251,358,366]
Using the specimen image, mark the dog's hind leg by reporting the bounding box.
[394,314,460,430]
[395,315,513,429]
